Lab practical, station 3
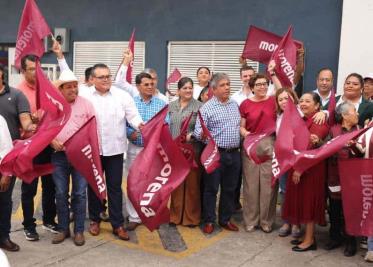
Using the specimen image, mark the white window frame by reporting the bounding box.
[167,41,259,97]
[73,41,145,82]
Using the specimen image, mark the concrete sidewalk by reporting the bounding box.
[4,216,372,267]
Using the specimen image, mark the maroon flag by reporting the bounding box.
[174,112,198,168]
[327,88,337,126]
[269,26,297,87]
[126,28,135,84]
[166,68,182,86]
[14,0,51,69]
[292,125,372,174]
[64,117,107,201]
[198,111,220,173]
[272,100,309,184]
[243,111,275,164]
[0,63,71,182]
[339,158,373,236]
[241,25,302,64]
[127,106,190,231]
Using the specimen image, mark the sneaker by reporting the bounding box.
[365,251,373,262]
[278,224,291,237]
[291,225,302,238]
[24,229,39,241]
[361,237,368,250]
[42,223,59,234]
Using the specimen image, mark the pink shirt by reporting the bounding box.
[17,80,37,113]
[56,96,96,144]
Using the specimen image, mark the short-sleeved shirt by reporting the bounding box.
[239,96,276,133]
[17,80,37,113]
[0,84,30,140]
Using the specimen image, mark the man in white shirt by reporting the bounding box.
[80,63,143,241]
[313,68,334,109]
[231,65,255,106]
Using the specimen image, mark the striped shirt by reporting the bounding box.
[169,98,202,138]
[127,95,166,146]
[193,97,241,149]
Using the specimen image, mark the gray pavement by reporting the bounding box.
[3,180,373,267]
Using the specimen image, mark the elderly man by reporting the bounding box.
[124,72,166,231]
[314,68,334,109]
[80,63,143,241]
[17,55,58,241]
[0,64,35,251]
[50,69,96,246]
[193,73,241,234]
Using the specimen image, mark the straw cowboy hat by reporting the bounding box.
[53,69,78,89]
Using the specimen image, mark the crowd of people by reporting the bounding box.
[0,40,373,264]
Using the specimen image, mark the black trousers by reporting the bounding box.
[0,176,16,241]
[202,150,241,225]
[328,197,345,242]
[88,154,124,229]
[21,147,56,230]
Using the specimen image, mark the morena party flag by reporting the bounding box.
[14,0,51,68]
[241,25,302,64]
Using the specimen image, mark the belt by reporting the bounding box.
[218,147,239,153]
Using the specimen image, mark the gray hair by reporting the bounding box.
[210,72,230,89]
[335,101,355,123]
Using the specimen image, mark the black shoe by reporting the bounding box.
[292,243,317,252]
[290,239,302,245]
[42,223,58,234]
[0,238,20,252]
[325,239,342,250]
[344,243,357,257]
[24,229,39,241]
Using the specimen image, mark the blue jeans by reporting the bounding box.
[368,237,373,251]
[52,152,87,233]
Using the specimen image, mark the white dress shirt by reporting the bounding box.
[0,115,13,162]
[193,84,204,99]
[231,86,253,106]
[79,86,143,156]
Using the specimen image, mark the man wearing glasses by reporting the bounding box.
[17,55,58,242]
[80,63,143,241]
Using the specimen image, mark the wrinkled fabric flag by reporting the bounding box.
[166,68,182,86]
[126,28,135,84]
[14,0,51,68]
[243,111,275,164]
[174,112,198,168]
[0,63,71,181]
[198,111,220,173]
[64,117,107,201]
[127,106,190,231]
[272,100,309,184]
[269,26,297,87]
[339,158,373,236]
[241,25,302,64]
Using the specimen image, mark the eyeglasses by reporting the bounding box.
[254,82,268,87]
[94,75,112,80]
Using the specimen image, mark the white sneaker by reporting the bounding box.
[365,251,373,262]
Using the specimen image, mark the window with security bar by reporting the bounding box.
[167,41,259,97]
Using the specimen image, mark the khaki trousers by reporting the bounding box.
[242,137,278,228]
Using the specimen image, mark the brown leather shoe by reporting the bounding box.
[113,226,130,241]
[219,221,239,232]
[73,232,85,246]
[0,238,20,252]
[126,221,141,231]
[203,223,214,234]
[52,231,70,244]
[89,221,100,236]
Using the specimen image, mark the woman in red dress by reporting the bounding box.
[282,92,329,252]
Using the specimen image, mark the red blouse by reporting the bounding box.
[239,96,276,133]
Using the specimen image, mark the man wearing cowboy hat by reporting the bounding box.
[50,69,96,246]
